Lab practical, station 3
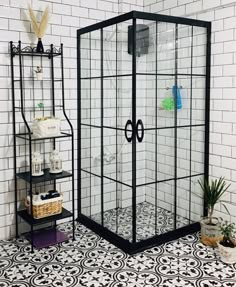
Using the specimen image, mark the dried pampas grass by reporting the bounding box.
[38,6,49,38]
[28,6,49,39]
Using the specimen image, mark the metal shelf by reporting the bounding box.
[25,228,68,249]
[11,47,61,58]
[18,207,73,226]
[11,40,78,251]
[14,78,62,82]
[13,51,61,57]
[15,132,72,141]
[16,168,72,184]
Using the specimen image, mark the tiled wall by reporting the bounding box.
[0,0,145,239]
[144,0,236,223]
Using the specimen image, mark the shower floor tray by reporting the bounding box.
[91,202,191,242]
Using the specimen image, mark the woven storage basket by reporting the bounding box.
[25,193,63,219]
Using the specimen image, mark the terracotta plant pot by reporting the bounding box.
[200,217,223,247]
[218,241,236,264]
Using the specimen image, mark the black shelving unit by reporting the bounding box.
[10,40,75,252]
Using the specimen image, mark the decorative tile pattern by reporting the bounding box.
[0,221,235,287]
[92,202,190,242]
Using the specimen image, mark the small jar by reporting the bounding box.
[49,150,62,174]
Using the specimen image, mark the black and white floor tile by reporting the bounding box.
[0,220,236,287]
[92,202,190,242]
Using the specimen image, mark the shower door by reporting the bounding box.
[79,19,138,243]
[135,19,208,243]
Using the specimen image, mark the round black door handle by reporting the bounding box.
[125,120,133,143]
[136,119,144,142]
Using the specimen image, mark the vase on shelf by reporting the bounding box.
[36,38,44,53]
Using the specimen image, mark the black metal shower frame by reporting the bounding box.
[77,11,211,254]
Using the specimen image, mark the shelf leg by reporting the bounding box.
[30,227,34,253]
[72,218,75,241]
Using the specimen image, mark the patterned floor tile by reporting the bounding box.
[0,210,235,287]
[91,202,190,242]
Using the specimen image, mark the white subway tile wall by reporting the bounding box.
[0,0,145,239]
[144,0,236,224]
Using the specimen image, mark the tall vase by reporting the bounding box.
[36,38,44,53]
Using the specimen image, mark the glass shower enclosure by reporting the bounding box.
[77,11,211,254]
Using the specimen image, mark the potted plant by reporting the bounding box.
[198,177,230,247]
[218,221,236,264]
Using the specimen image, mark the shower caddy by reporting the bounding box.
[10,41,75,252]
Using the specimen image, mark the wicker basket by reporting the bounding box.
[25,193,63,219]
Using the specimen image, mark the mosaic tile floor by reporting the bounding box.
[92,202,190,242]
[0,222,236,287]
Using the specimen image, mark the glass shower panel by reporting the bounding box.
[117,76,132,130]
[193,26,207,75]
[190,174,204,222]
[91,30,101,78]
[177,77,191,126]
[136,19,156,74]
[103,128,116,181]
[136,75,175,130]
[177,25,192,75]
[156,128,175,181]
[136,185,156,241]
[103,78,116,128]
[80,34,90,78]
[90,175,102,224]
[137,129,155,186]
[103,177,117,230]
[90,127,101,175]
[156,180,175,233]
[117,20,133,75]
[103,74,133,186]
[177,127,191,178]
[81,126,90,173]
[143,75,155,129]
[80,79,90,125]
[176,178,190,228]
[192,77,205,125]
[81,169,102,223]
[81,170,90,217]
[157,76,175,128]
[104,25,116,77]
[157,22,176,75]
[117,130,132,187]
[135,74,154,133]
[103,178,133,242]
[191,126,205,176]
[90,79,101,126]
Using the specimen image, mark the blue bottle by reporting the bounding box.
[172,85,182,110]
